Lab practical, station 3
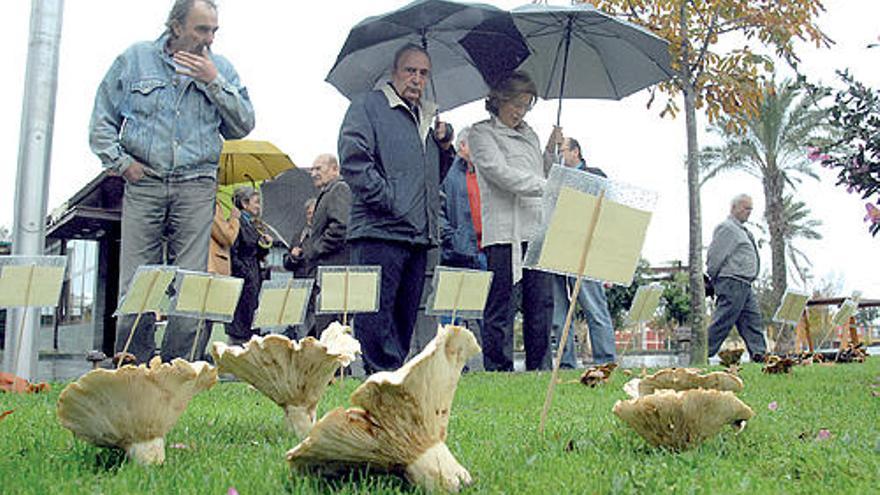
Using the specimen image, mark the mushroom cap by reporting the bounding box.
[613,389,754,450]
[56,357,216,458]
[762,355,796,374]
[718,348,744,367]
[318,322,362,367]
[287,325,481,492]
[211,329,360,413]
[637,367,744,397]
[579,363,617,387]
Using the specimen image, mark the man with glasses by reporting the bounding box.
[338,43,454,373]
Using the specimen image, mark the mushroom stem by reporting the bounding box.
[405,442,472,493]
[125,437,165,465]
[284,404,316,439]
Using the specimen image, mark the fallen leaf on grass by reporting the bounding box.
[0,373,50,394]
[0,410,14,421]
[768,401,778,412]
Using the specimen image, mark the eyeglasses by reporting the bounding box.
[506,100,534,113]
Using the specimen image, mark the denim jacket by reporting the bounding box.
[89,33,255,179]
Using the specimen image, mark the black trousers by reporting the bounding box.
[482,243,552,371]
[350,238,428,373]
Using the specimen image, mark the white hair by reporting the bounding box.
[457,126,470,148]
[730,193,752,209]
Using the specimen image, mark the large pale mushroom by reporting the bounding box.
[613,389,754,450]
[286,324,481,493]
[211,322,361,438]
[627,367,744,398]
[56,357,217,465]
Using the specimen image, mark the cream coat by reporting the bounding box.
[469,117,549,282]
[469,116,548,246]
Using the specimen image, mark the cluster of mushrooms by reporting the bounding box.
[55,322,480,493]
[56,322,362,466]
[54,322,770,491]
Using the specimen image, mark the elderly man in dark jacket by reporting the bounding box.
[338,43,454,373]
[298,154,351,336]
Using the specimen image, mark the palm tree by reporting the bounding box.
[753,195,823,286]
[700,79,829,311]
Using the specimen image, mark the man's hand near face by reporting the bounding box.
[173,47,218,83]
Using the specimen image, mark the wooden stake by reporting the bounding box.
[450,272,465,325]
[539,191,605,434]
[189,276,214,361]
[276,278,293,327]
[802,309,813,353]
[118,271,162,368]
[11,265,36,373]
[342,268,349,326]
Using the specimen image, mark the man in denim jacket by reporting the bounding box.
[89,0,255,363]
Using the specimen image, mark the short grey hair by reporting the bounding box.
[313,153,339,170]
[165,0,217,33]
[730,193,752,209]
[233,185,258,210]
[304,197,317,211]
[457,126,471,148]
[392,43,431,71]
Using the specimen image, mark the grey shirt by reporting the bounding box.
[706,216,760,282]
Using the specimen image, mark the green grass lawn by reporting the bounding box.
[1,359,878,494]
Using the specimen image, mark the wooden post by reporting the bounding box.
[539,191,605,434]
[118,271,162,368]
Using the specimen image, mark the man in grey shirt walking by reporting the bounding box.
[706,194,767,362]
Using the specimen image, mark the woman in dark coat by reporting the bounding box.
[226,186,272,345]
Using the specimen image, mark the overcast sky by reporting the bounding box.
[2,0,878,297]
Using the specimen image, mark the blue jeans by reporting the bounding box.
[350,239,428,373]
[707,277,767,359]
[115,175,215,363]
[552,275,616,366]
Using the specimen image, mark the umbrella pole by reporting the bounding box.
[554,17,574,129]
[422,32,441,124]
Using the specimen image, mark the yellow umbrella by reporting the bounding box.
[217,140,296,185]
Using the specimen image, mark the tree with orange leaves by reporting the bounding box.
[586,0,830,363]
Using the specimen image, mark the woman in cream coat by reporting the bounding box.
[468,71,557,372]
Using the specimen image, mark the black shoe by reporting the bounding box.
[751,353,765,363]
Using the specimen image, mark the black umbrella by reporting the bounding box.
[327,0,530,112]
[512,3,675,126]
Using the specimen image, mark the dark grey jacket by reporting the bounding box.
[338,85,453,246]
[302,177,351,271]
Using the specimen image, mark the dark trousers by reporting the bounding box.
[350,239,428,373]
[482,243,552,372]
[708,277,768,359]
